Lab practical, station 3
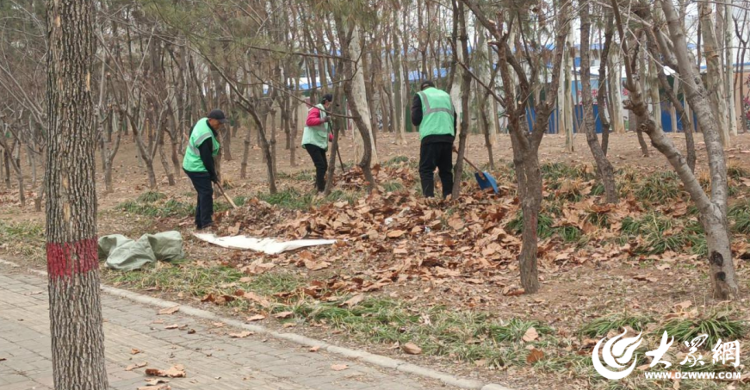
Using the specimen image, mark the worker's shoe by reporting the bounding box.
[196,223,215,234]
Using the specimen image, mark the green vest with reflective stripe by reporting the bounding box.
[182,118,220,172]
[301,104,329,151]
[417,87,455,140]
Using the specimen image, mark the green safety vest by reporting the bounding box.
[301,104,329,151]
[417,87,455,140]
[182,118,220,172]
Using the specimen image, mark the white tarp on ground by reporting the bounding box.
[193,233,336,255]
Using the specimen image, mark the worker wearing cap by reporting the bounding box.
[411,80,457,199]
[183,109,228,230]
[301,94,333,194]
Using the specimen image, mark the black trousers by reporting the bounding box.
[419,142,453,198]
[305,144,328,193]
[185,170,214,229]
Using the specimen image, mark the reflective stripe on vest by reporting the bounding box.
[188,132,213,155]
[418,91,455,117]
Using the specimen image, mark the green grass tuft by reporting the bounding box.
[579,314,653,338]
[658,312,746,346]
[137,191,166,203]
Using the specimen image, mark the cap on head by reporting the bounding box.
[321,94,333,104]
[207,109,228,124]
[420,80,435,90]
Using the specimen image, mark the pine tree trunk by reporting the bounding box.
[45,0,108,388]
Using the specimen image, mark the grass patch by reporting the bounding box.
[257,188,313,210]
[657,312,746,346]
[105,263,302,300]
[636,171,682,204]
[382,181,405,192]
[0,220,45,260]
[541,162,593,182]
[118,198,194,218]
[291,298,553,368]
[507,211,555,239]
[384,155,410,166]
[727,164,749,180]
[137,191,166,203]
[729,200,750,234]
[579,314,653,338]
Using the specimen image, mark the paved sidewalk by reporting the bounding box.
[0,265,451,390]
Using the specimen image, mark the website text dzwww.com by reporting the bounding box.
[644,371,742,380]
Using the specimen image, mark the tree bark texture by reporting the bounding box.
[45,0,109,388]
[580,4,618,204]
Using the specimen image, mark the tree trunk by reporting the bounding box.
[597,12,614,155]
[452,1,471,199]
[392,9,406,146]
[608,48,626,134]
[158,143,175,186]
[722,3,738,137]
[581,4,618,204]
[336,20,375,193]
[349,26,378,170]
[241,120,252,179]
[45,0,109,388]
[3,149,10,189]
[636,0,739,299]
[701,3,731,147]
[563,30,574,152]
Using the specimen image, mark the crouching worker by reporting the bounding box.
[301,93,333,195]
[182,109,227,230]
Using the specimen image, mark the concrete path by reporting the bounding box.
[0,264,452,390]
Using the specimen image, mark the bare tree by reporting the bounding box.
[463,0,570,293]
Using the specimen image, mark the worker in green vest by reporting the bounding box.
[411,80,457,198]
[301,94,333,194]
[183,109,227,230]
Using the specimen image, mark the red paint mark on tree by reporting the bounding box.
[47,237,99,280]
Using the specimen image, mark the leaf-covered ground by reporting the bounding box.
[3,133,750,389]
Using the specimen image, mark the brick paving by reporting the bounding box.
[0,265,453,390]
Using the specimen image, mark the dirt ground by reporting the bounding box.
[2,130,750,390]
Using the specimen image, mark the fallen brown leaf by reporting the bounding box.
[229,331,254,339]
[309,346,321,353]
[526,348,544,364]
[341,294,365,308]
[144,379,169,386]
[242,292,271,308]
[246,314,266,322]
[131,348,142,355]
[386,230,406,238]
[331,364,348,371]
[158,306,180,315]
[274,311,294,319]
[304,259,330,271]
[522,327,539,343]
[125,362,148,371]
[164,324,180,330]
[401,342,422,355]
[145,365,186,378]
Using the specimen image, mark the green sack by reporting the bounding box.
[98,231,184,271]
